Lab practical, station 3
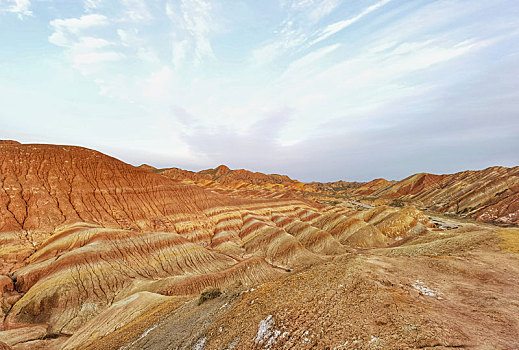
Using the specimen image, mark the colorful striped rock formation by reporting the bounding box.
[1,141,518,350]
[144,162,518,226]
[310,167,519,226]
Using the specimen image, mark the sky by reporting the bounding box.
[0,0,518,182]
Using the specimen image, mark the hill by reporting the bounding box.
[0,142,518,349]
[313,167,519,226]
[147,162,518,226]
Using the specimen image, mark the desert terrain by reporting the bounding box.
[0,141,518,349]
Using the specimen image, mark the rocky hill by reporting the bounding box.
[0,142,439,348]
[314,167,519,226]
[141,164,315,203]
[159,164,309,191]
[148,162,519,226]
[0,142,518,350]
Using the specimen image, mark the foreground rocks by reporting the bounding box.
[64,225,519,350]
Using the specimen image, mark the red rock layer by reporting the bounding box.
[367,168,519,225]
[0,143,273,236]
[0,141,436,344]
[154,164,315,204]
[2,204,431,334]
[155,161,518,226]
[310,167,519,226]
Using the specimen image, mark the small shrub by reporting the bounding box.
[41,333,60,340]
[391,199,405,207]
[198,287,221,305]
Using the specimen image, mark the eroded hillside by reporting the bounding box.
[0,142,518,350]
[311,167,519,226]
[146,163,519,226]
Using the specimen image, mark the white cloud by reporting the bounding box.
[172,39,189,69]
[49,14,109,47]
[48,15,123,76]
[144,66,174,99]
[166,2,174,17]
[179,0,215,62]
[251,0,341,65]
[307,0,341,23]
[138,48,159,63]
[284,0,341,23]
[73,51,124,65]
[121,0,151,22]
[48,31,69,47]
[74,37,110,50]
[280,43,340,79]
[68,37,119,67]
[117,29,130,45]
[309,0,392,46]
[164,0,219,68]
[84,0,102,11]
[275,36,500,142]
[252,19,307,64]
[117,28,140,47]
[0,0,31,18]
[50,14,109,34]
[117,28,158,63]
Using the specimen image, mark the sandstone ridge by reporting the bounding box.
[0,141,436,348]
[1,141,517,350]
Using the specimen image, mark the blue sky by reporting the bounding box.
[0,0,518,181]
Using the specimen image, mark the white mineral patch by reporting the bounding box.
[193,337,207,350]
[254,315,281,348]
[413,280,443,299]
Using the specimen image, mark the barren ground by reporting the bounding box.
[68,223,519,350]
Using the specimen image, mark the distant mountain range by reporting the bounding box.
[140,162,518,226]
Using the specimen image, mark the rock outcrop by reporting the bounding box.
[1,141,516,349]
[310,167,519,226]
[153,162,518,226]
[0,143,273,240]
[0,142,437,347]
[153,164,314,203]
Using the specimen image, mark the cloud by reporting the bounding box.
[137,48,159,63]
[48,15,125,76]
[252,20,308,64]
[284,0,341,24]
[72,51,124,65]
[74,36,110,50]
[144,66,174,99]
[178,108,294,170]
[309,0,392,46]
[121,0,152,22]
[306,0,342,23]
[117,28,137,46]
[280,43,340,79]
[177,84,519,181]
[22,0,518,181]
[250,0,342,65]
[166,0,216,65]
[84,0,102,11]
[171,105,199,126]
[49,14,109,47]
[0,0,31,18]
[171,39,189,69]
[180,0,215,62]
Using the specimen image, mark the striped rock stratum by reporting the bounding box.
[0,141,518,349]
